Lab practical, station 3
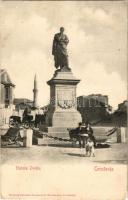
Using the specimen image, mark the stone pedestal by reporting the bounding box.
[46,70,82,138]
[117,127,126,143]
[116,128,121,143]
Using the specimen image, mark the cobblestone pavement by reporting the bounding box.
[1,143,127,165]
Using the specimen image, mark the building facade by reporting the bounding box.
[118,100,128,112]
[77,94,109,124]
[0,69,15,126]
[13,75,39,120]
[112,100,128,127]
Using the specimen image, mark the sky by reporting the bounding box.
[0,1,127,110]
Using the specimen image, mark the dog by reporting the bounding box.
[85,138,95,157]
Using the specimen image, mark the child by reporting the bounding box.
[85,137,95,157]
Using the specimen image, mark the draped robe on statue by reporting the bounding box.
[52,33,69,70]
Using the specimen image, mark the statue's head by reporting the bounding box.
[60,27,65,33]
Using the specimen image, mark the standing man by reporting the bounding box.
[76,122,88,148]
[85,123,96,147]
[76,122,82,148]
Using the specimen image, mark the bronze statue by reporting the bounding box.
[52,27,70,71]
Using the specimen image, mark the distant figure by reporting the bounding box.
[76,122,88,148]
[23,107,31,119]
[85,123,93,135]
[52,27,70,71]
[85,123,96,147]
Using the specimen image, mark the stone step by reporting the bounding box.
[37,137,71,146]
[48,127,71,132]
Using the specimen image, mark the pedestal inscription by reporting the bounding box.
[57,89,75,110]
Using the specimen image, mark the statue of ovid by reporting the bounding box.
[52,27,71,71]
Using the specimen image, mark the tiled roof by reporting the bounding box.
[14,98,33,105]
[13,98,33,106]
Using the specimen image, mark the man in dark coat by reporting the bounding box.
[76,122,88,148]
[85,123,96,147]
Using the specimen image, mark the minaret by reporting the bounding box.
[33,74,38,108]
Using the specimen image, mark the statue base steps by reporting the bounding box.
[37,137,71,146]
[48,127,70,138]
[52,110,82,127]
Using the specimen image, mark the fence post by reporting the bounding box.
[23,129,33,147]
[120,127,126,143]
[116,128,121,143]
